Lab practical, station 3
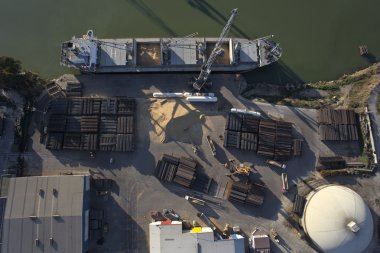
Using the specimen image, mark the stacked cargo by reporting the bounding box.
[318,109,358,141]
[257,120,276,157]
[63,133,81,150]
[224,113,242,148]
[226,181,264,206]
[174,157,197,188]
[154,155,199,189]
[224,113,259,150]
[45,97,136,152]
[292,195,306,215]
[45,133,63,150]
[224,112,294,160]
[317,156,346,170]
[274,121,293,160]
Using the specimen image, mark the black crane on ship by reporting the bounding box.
[192,8,238,91]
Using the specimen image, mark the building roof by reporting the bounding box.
[252,234,270,250]
[1,175,90,253]
[149,221,244,253]
[302,185,373,253]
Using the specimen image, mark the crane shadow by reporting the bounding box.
[127,0,178,36]
[187,0,251,38]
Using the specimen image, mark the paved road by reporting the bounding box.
[368,84,380,163]
[30,73,325,253]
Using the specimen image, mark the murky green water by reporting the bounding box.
[0,0,379,83]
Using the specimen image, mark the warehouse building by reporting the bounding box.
[302,185,373,253]
[149,220,245,253]
[1,175,90,253]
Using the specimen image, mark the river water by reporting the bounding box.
[0,0,379,83]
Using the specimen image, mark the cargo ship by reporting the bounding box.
[60,30,282,73]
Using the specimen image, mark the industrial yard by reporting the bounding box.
[0,71,369,253]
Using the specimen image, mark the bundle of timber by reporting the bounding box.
[292,194,306,215]
[45,97,136,152]
[226,181,264,206]
[66,82,82,97]
[318,109,358,141]
[318,156,346,170]
[155,155,197,188]
[224,112,293,160]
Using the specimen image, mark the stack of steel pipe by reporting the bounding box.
[292,194,306,215]
[67,98,83,115]
[224,112,293,160]
[101,98,117,115]
[173,157,197,188]
[154,154,180,182]
[66,116,81,133]
[80,116,99,133]
[155,155,197,188]
[46,133,63,150]
[117,98,136,115]
[80,134,98,151]
[274,121,293,160]
[47,115,66,132]
[45,96,136,152]
[227,181,265,206]
[318,109,358,141]
[224,113,242,148]
[63,133,81,150]
[293,139,303,156]
[257,119,276,158]
[98,134,117,151]
[48,98,68,114]
[82,98,101,115]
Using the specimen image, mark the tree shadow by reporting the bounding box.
[363,53,377,64]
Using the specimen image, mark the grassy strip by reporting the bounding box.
[309,74,366,91]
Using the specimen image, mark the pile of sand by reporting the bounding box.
[149,99,202,144]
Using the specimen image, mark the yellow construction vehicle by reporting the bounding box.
[224,160,252,176]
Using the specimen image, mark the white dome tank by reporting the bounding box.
[302,185,373,253]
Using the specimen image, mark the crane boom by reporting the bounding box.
[193,8,238,91]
